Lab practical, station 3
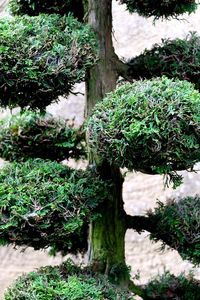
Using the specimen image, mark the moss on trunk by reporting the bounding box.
[85,0,128,284]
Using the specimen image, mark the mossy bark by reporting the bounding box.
[85,0,128,283]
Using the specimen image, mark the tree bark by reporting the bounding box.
[85,0,128,283]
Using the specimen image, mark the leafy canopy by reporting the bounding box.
[0,159,111,254]
[87,77,200,186]
[149,196,200,265]
[143,271,200,300]
[0,112,85,162]
[9,0,84,21]
[119,0,197,20]
[4,260,133,300]
[128,32,200,91]
[0,13,97,110]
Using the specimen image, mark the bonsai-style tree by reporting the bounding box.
[0,0,200,299]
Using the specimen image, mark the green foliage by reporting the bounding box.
[0,14,97,110]
[4,260,134,300]
[0,159,111,254]
[87,77,200,186]
[119,0,197,19]
[9,0,84,21]
[128,33,200,92]
[149,196,200,265]
[143,271,200,300]
[0,112,85,162]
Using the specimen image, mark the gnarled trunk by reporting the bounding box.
[85,0,128,284]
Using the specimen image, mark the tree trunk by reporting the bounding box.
[85,0,128,284]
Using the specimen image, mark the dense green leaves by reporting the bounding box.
[0,112,85,162]
[9,0,84,21]
[119,0,197,19]
[128,33,200,91]
[87,77,200,186]
[0,159,111,254]
[143,271,200,300]
[4,260,133,300]
[0,14,97,110]
[149,196,200,265]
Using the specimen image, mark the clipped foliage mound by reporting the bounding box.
[0,112,85,162]
[128,33,200,91]
[9,0,84,21]
[143,271,200,300]
[119,0,197,19]
[4,260,133,300]
[0,14,97,110]
[87,77,200,186]
[0,159,111,254]
[149,196,200,265]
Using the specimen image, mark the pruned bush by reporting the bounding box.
[143,271,200,300]
[0,159,111,254]
[0,14,97,110]
[127,33,200,91]
[4,260,133,300]
[0,112,85,162]
[149,196,200,265]
[118,0,197,19]
[87,77,200,186]
[9,0,84,21]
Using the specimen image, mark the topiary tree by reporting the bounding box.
[0,0,200,299]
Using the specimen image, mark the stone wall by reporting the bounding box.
[0,0,200,298]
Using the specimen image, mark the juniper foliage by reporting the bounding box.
[0,14,97,110]
[0,112,85,162]
[0,159,111,254]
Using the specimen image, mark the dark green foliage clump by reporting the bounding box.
[128,33,200,91]
[4,260,134,300]
[0,159,111,254]
[0,14,97,110]
[119,0,197,19]
[87,77,200,185]
[0,112,85,162]
[149,196,200,265]
[9,0,84,21]
[143,271,200,300]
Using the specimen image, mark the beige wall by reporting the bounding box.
[0,0,200,298]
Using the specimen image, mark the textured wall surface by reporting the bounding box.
[0,0,200,298]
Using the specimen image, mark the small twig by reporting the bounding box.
[128,280,145,298]
[70,91,85,96]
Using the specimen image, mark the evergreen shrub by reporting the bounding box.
[9,0,84,21]
[87,77,200,186]
[119,0,197,19]
[0,159,111,254]
[143,271,200,300]
[128,33,200,91]
[149,196,200,265]
[4,260,133,300]
[0,14,97,110]
[0,112,85,162]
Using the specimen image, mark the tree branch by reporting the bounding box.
[114,56,133,82]
[125,214,157,233]
[128,280,145,298]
